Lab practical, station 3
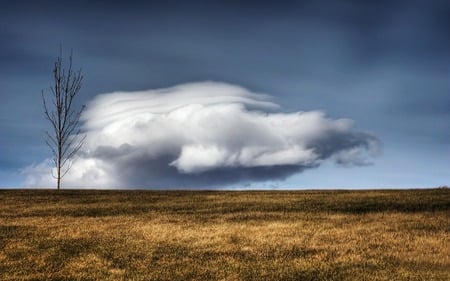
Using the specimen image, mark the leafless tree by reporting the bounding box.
[42,49,86,190]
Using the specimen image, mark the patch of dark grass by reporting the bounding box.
[2,189,448,219]
[0,225,36,239]
[0,225,38,248]
[37,238,97,271]
[238,263,348,281]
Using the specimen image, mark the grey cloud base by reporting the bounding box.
[103,154,309,188]
[24,82,379,188]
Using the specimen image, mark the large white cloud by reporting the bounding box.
[24,81,379,188]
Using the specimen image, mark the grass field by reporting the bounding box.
[0,188,449,280]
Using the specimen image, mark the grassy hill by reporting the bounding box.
[1,188,449,280]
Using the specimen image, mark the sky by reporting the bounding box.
[0,0,449,189]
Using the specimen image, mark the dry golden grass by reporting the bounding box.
[0,188,449,280]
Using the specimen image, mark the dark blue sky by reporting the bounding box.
[1,0,449,188]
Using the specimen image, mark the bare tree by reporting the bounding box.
[42,49,86,190]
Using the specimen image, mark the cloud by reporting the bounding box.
[24,81,379,188]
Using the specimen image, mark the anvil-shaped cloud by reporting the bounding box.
[24,82,379,188]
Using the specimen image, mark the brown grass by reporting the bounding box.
[0,188,449,280]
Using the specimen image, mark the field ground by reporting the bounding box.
[0,188,449,280]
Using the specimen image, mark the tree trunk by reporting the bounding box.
[57,163,61,190]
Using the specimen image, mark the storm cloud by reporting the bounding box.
[24,82,378,188]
